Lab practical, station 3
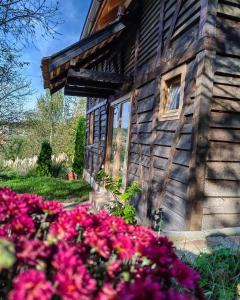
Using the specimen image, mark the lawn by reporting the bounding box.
[0,176,92,203]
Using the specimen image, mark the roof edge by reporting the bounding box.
[80,0,103,39]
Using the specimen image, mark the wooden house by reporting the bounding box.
[41,0,240,231]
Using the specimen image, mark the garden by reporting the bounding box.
[0,0,239,299]
[0,96,239,300]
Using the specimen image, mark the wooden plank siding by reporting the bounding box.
[83,0,240,231]
[201,0,240,229]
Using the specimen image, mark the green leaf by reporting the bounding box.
[0,239,16,270]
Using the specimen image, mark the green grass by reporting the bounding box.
[0,176,92,203]
[184,248,240,300]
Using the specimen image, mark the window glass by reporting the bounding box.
[109,106,120,176]
[119,101,131,182]
[109,100,131,184]
[159,65,186,121]
[166,76,181,111]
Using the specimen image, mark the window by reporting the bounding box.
[88,112,95,145]
[159,65,186,121]
[106,94,131,186]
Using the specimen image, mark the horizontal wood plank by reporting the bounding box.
[202,213,240,229]
[173,150,192,167]
[208,128,240,143]
[212,98,240,113]
[203,197,240,214]
[176,134,192,150]
[206,162,240,180]
[207,141,240,161]
[210,111,240,128]
[213,84,240,99]
[205,179,240,197]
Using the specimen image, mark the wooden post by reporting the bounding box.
[187,0,218,230]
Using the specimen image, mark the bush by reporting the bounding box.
[36,141,52,176]
[50,162,67,178]
[186,248,240,299]
[72,116,86,177]
[0,187,204,300]
[96,171,141,224]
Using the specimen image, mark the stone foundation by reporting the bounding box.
[165,227,240,258]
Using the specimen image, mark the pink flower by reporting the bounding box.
[0,188,204,300]
[96,283,117,300]
[117,276,166,300]
[171,260,200,289]
[49,211,78,240]
[20,193,42,212]
[16,237,50,266]
[52,242,80,271]
[71,205,94,228]
[0,201,8,221]
[0,187,17,202]
[84,227,111,258]
[107,260,121,278]
[54,264,96,300]
[111,235,135,259]
[142,236,176,265]
[0,224,10,238]
[9,269,54,300]
[11,214,35,236]
[40,200,63,215]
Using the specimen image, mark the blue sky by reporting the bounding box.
[23,0,91,109]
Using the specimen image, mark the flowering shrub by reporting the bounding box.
[0,187,205,300]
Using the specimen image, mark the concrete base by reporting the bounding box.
[89,191,115,212]
[165,227,240,257]
[83,169,104,192]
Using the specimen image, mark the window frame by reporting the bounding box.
[159,64,187,121]
[88,112,95,145]
[105,93,132,188]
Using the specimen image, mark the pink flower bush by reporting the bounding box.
[9,269,54,300]
[0,187,205,300]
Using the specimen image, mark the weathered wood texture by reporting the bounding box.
[137,0,162,68]
[83,0,240,231]
[202,0,240,229]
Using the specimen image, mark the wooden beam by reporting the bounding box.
[68,68,131,84]
[187,0,218,230]
[64,86,113,98]
[145,0,165,225]
[48,18,128,71]
[65,84,116,95]
[161,0,183,60]
[67,77,122,90]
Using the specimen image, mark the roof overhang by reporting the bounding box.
[81,0,135,39]
[64,68,131,98]
[41,14,132,95]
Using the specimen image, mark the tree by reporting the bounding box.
[72,116,86,177]
[0,0,60,130]
[21,91,86,159]
[0,41,33,132]
[37,90,65,145]
[36,141,52,176]
[0,0,60,45]
[0,136,25,160]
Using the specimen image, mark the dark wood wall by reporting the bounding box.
[202,0,240,229]
[84,0,240,230]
